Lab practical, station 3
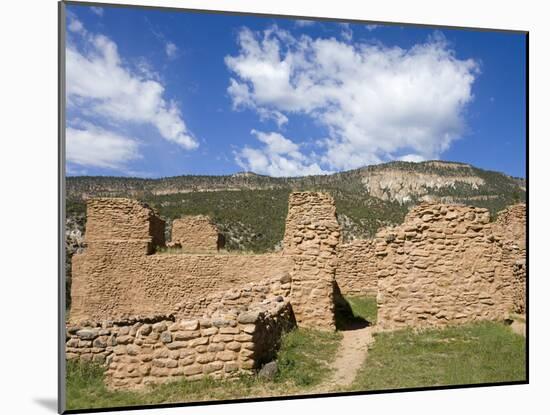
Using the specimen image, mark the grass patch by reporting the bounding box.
[276,328,342,386]
[66,328,341,410]
[348,321,526,392]
[335,295,377,329]
[346,296,378,324]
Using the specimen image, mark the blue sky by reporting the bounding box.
[65,4,526,178]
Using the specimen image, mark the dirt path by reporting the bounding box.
[313,324,375,392]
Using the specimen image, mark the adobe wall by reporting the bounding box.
[336,240,377,296]
[85,198,165,250]
[374,203,516,330]
[70,198,293,323]
[283,192,341,330]
[71,251,293,323]
[171,215,224,252]
[66,292,296,390]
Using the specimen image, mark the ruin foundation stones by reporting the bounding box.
[66,194,526,390]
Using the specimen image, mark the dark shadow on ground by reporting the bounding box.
[333,282,371,331]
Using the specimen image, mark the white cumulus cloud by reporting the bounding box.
[235,130,330,177]
[225,27,479,171]
[66,125,140,171]
[66,15,198,170]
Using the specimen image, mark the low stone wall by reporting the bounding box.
[375,203,515,330]
[336,240,377,296]
[171,215,224,252]
[176,274,292,319]
[283,192,341,330]
[66,296,296,390]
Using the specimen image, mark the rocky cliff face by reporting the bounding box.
[66,160,524,203]
[361,170,484,203]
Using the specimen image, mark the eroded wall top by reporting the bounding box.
[171,215,223,252]
[85,198,165,249]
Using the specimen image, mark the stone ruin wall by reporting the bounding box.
[494,204,527,314]
[283,192,341,331]
[84,198,166,252]
[71,250,292,323]
[171,215,224,252]
[335,240,377,296]
[176,274,292,319]
[66,283,296,390]
[67,193,339,389]
[494,203,526,250]
[373,202,524,330]
[512,259,526,314]
[70,198,293,323]
[67,195,526,389]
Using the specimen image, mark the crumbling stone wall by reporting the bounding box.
[494,204,526,250]
[85,198,165,250]
[512,259,526,314]
[283,192,341,330]
[70,198,293,323]
[336,240,377,296]
[171,215,224,252]
[492,204,526,314]
[66,294,296,390]
[176,274,292,319]
[374,203,516,330]
[71,251,293,323]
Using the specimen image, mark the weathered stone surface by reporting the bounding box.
[76,329,97,340]
[160,331,172,344]
[258,361,278,380]
[336,240,377,296]
[283,192,339,330]
[171,215,224,253]
[374,202,526,330]
[67,296,296,391]
[237,311,260,324]
[183,364,203,376]
[69,198,294,323]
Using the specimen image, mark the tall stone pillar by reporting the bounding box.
[283,192,341,330]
